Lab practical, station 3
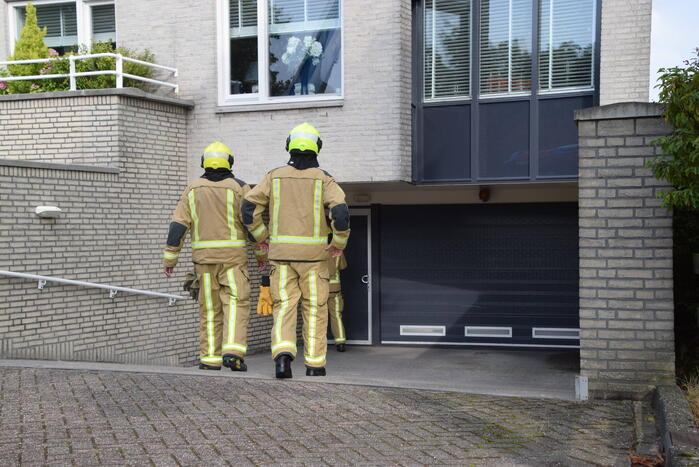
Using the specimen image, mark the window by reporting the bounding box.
[90,4,116,44]
[16,3,78,55]
[538,0,595,92]
[423,0,471,101]
[479,0,532,96]
[229,0,258,94]
[10,1,117,55]
[220,0,343,105]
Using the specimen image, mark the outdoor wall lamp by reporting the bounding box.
[478,187,491,202]
[35,206,62,218]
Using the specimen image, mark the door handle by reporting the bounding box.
[361,275,369,284]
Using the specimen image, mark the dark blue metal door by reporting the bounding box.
[333,212,370,343]
[379,203,579,347]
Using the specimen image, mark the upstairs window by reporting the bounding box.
[10,1,117,55]
[538,0,595,92]
[221,0,343,105]
[268,0,342,97]
[423,0,471,101]
[16,2,78,55]
[479,0,532,96]
[420,0,597,102]
[90,4,116,45]
[229,0,259,94]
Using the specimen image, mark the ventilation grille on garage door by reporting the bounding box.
[464,326,512,338]
[400,325,446,337]
[532,328,580,339]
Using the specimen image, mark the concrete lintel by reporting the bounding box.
[0,158,120,174]
[575,102,664,121]
[0,87,195,109]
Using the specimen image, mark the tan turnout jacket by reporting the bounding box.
[244,165,350,261]
[164,177,255,267]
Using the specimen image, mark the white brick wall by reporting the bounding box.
[0,92,199,365]
[115,0,412,184]
[599,0,652,105]
[0,90,277,362]
[0,94,120,165]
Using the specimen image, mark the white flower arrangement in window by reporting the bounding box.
[281,35,324,67]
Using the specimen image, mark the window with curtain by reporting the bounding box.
[91,4,116,44]
[268,0,342,97]
[225,0,341,101]
[538,0,595,92]
[17,3,78,54]
[423,0,471,101]
[479,0,532,96]
[230,0,259,94]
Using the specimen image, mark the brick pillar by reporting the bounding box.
[575,102,675,399]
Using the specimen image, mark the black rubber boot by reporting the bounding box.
[335,343,346,352]
[222,355,247,372]
[275,355,292,379]
[198,363,221,371]
[306,366,326,376]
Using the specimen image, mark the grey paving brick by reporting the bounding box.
[0,367,662,466]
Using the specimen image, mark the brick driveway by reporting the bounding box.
[0,367,654,466]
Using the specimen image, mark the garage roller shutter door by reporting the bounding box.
[380,203,579,347]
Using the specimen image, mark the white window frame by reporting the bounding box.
[6,0,115,54]
[81,0,117,48]
[217,0,345,107]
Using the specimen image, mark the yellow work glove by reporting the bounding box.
[257,275,273,316]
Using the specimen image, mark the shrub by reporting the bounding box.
[648,48,699,211]
[38,42,155,92]
[6,3,49,94]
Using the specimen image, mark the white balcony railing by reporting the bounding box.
[0,53,178,93]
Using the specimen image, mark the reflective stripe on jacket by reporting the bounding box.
[164,177,253,267]
[244,166,350,261]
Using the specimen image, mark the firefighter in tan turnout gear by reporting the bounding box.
[163,142,262,371]
[327,246,348,351]
[243,123,350,378]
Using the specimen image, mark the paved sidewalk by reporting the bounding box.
[0,365,657,466]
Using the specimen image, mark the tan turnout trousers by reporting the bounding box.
[327,253,347,343]
[328,291,345,343]
[195,263,251,367]
[270,260,329,368]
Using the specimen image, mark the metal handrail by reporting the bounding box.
[0,270,186,305]
[0,53,178,93]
